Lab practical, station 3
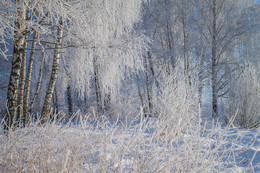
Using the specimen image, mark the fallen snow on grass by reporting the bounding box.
[0,116,259,172]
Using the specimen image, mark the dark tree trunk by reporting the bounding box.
[182,12,190,87]
[67,83,73,117]
[198,36,205,108]
[93,56,103,115]
[104,93,111,112]
[144,55,153,116]
[211,0,218,118]
[54,86,59,114]
[138,86,148,117]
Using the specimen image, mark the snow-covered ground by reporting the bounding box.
[0,116,259,172]
[224,127,260,172]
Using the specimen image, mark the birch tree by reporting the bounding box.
[195,0,249,117]
[226,2,260,128]
[41,18,64,123]
[2,0,85,128]
[5,0,27,130]
[64,0,147,116]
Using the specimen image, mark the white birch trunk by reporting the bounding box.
[23,31,37,121]
[41,18,63,123]
[5,0,26,131]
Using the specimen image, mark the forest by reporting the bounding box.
[0,0,260,172]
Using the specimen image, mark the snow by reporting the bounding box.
[0,116,259,172]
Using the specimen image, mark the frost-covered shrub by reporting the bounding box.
[154,65,200,134]
[226,62,260,128]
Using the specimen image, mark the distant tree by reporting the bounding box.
[195,0,252,117]
[63,0,147,116]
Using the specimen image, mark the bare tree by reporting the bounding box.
[196,0,247,117]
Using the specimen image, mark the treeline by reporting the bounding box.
[0,0,259,130]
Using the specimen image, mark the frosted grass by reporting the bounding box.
[0,114,259,172]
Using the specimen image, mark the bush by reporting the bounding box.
[226,62,260,129]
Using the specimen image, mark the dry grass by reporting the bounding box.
[0,112,258,173]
